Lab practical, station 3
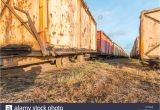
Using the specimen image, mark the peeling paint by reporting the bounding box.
[0,0,97,51]
[141,9,160,59]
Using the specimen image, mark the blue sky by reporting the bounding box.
[85,0,160,53]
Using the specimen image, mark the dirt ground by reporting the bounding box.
[0,59,160,103]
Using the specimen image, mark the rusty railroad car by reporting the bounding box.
[113,42,128,58]
[96,31,113,57]
[140,8,160,62]
[0,0,97,68]
[130,37,140,58]
[96,31,128,58]
[131,8,160,64]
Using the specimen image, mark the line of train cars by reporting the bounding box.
[0,0,128,69]
[97,31,128,58]
[130,8,160,66]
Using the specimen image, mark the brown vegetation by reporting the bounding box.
[0,59,159,103]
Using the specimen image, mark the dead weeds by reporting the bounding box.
[0,59,159,103]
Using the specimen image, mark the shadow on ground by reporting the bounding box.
[0,66,42,94]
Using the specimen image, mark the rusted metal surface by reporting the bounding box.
[96,31,128,57]
[140,8,160,60]
[0,0,97,68]
[91,20,96,50]
[0,0,41,51]
[48,0,78,48]
[48,0,96,50]
[97,31,113,55]
[0,0,97,56]
[0,44,31,56]
[113,43,119,57]
[81,4,91,49]
[130,37,140,58]
[0,0,10,16]
[0,0,48,56]
[113,42,128,57]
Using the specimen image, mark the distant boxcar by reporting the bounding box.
[96,31,113,56]
[113,43,119,57]
[130,37,140,58]
[113,42,128,58]
[0,0,97,67]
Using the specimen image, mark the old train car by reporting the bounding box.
[113,42,128,58]
[140,8,160,62]
[96,31,128,58]
[0,0,97,68]
[113,43,119,57]
[130,37,140,58]
[96,31,113,57]
[120,48,128,58]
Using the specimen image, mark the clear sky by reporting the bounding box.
[85,0,160,53]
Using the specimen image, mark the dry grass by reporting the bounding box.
[0,59,160,103]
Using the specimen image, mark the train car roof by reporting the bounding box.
[81,0,97,25]
[142,8,160,14]
[97,30,113,42]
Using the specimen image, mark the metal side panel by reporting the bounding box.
[48,0,79,49]
[141,10,160,59]
[0,0,41,50]
[91,20,96,50]
[81,4,91,49]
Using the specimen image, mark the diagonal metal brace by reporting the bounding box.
[144,14,160,24]
[14,6,49,56]
[1,0,34,36]
[0,0,10,16]
[146,44,160,56]
[1,0,49,56]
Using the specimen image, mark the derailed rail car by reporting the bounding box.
[0,0,97,68]
[130,8,160,64]
[96,31,113,57]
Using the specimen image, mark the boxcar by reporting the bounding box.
[113,43,119,57]
[113,42,128,58]
[96,31,113,56]
[140,8,160,61]
[0,0,97,68]
[130,37,140,58]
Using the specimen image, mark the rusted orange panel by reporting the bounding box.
[130,37,140,58]
[0,0,41,50]
[96,31,101,52]
[97,31,113,55]
[77,0,81,49]
[48,0,78,48]
[39,0,48,46]
[140,8,160,60]
[0,0,97,54]
[81,4,91,49]
[48,0,96,50]
[90,20,97,50]
[140,12,145,59]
